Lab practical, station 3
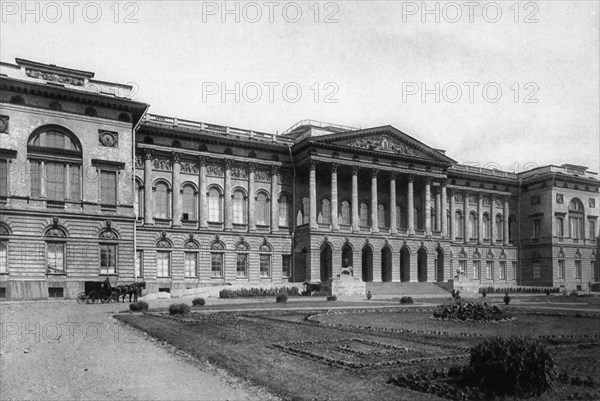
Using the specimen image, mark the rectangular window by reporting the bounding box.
[46,162,65,201]
[260,254,271,277]
[592,261,596,281]
[558,260,565,279]
[473,260,481,279]
[499,261,506,280]
[156,251,171,277]
[0,159,7,197]
[31,161,41,197]
[512,261,517,279]
[589,220,597,240]
[459,260,467,276]
[100,244,117,274]
[211,253,223,277]
[135,250,143,278]
[556,217,564,238]
[486,261,494,279]
[575,260,582,279]
[282,255,291,278]
[0,241,7,273]
[46,242,65,274]
[100,170,117,205]
[533,219,541,238]
[533,262,541,279]
[70,165,81,202]
[279,200,289,227]
[236,253,248,277]
[184,252,197,277]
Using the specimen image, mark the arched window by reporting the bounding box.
[473,252,481,279]
[378,204,386,228]
[207,187,223,222]
[181,184,197,221]
[259,243,272,277]
[302,196,309,224]
[256,191,270,225]
[236,243,249,277]
[28,126,82,202]
[135,179,144,218]
[455,211,464,238]
[359,202,369,227]
[468,212,477,239]
[341,200,351,225]
[153,182,170,219]
[483,213,491,239]
[569,198,584,240]
[321,198,331,224]
[495,214,503,241]
[278,193,291,227]
[232,189,247,224]
[210,241,224,277]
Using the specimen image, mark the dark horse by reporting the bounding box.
[114,281,146,303]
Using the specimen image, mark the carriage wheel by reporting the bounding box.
[87,291,99,304]
[76,292,87,304]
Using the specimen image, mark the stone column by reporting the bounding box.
[331,163,339,231]
[449,188,455,241]
[435,185,441,232]
[309,161,318,229]
[503,196,510,245]
[270,165,279,233]
[65,164,71,200]
[408,175,415,235]
[224,160,232,231]
[477,194,483,245]
[351,166,359,232]
[425,178,432,236]
[40,161,46,198]
[199,156,208,229]
[463,192,469,244]
[143,150,153,225]
[441,181,448,238]
[371,169,379,233]
[490,196,496,243]
[248,163,256,231]
[390,173,397,235]
[172,153,182,226]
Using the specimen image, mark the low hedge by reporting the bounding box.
[169,303,191,315]
[219,287,300,299]
[479,286,559,294]
[192,297,205,306]
[129,301,148,312]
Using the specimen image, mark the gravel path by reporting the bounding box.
[0,301,278,401]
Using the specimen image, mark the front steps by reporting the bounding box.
[366,282,453,297]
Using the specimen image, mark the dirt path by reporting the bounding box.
[0,301,278,401]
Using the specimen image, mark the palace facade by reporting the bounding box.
[0,59,598,300]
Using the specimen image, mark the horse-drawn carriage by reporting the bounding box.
[76,278,146,304]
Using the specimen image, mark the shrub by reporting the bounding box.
[192,297,205,306]
[219,286,300,299]
[503,293,511,305]
[481,289,487,298]
[463,337,554,397]
[400,296,414,304]
[169,303,191,315]
[129,301,148,312]
[275,293,288,303]
[433,301,512,322]
[326,295,337,301]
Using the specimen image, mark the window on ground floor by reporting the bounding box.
[0,241,7,273]
[512,261,517,279]
[184,252,198,277]
[282,255,291,278]
[558,260,565,279]
[135,250,143,278]
[486,261,494,280]
[156,251,171,277]
[533,262,541,280]
[100,244,117,274]
[575,260,582,279]
[499,261,506,280]
[236,253,248,277]
[46,242,65,274]
[473,260,481,279]
[458,259,467,276]
[211,253,223,277]
[260,254,271,278]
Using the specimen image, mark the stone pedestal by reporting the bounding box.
[332,271,366,297]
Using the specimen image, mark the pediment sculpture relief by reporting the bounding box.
[347,136,415,156]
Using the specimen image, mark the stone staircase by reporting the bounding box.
[365,282,453,297]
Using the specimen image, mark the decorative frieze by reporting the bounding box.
[180,161,199,174]
[231,166,248,179]
[347,136,415,156]
[468,194,477,205]
[207,163,223,177]
[556,194,564,204]
[26,68,84,86]
[152,158,172,171]
[255,169,271,182]
[0,115,8,133]
[482,196,491,206]
[135,155,143,169]
[590,198,596,208]
[454,193,464,203]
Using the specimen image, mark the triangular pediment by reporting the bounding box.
[310,126,456,165]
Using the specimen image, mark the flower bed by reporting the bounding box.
[219,286,300,298]
[432,301,512,322]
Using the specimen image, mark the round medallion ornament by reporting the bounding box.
[99,130,118,147]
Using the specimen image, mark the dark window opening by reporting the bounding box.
[48,287,64,298]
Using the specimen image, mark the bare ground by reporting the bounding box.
[0,301,278,401]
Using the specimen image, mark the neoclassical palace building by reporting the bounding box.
[0,59,599,300]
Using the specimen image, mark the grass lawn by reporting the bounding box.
[116,303,600,401]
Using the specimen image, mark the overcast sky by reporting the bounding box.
[1,0,598,173]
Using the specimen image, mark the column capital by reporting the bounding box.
[352,165,360,175]
[371,168,379,178]
[198,156,207,166]
[143,149,153,160]
[424,176,433,185]
[407,173,415,182]
[440,178,449,186]
[248,162,256,172]
[331,163,339,173]
[503,195,511,203]
[309,160,318,170]
[270,165,280,176]
[224,159,233,169]
[172,152,181,164]
[389,171,398,180]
